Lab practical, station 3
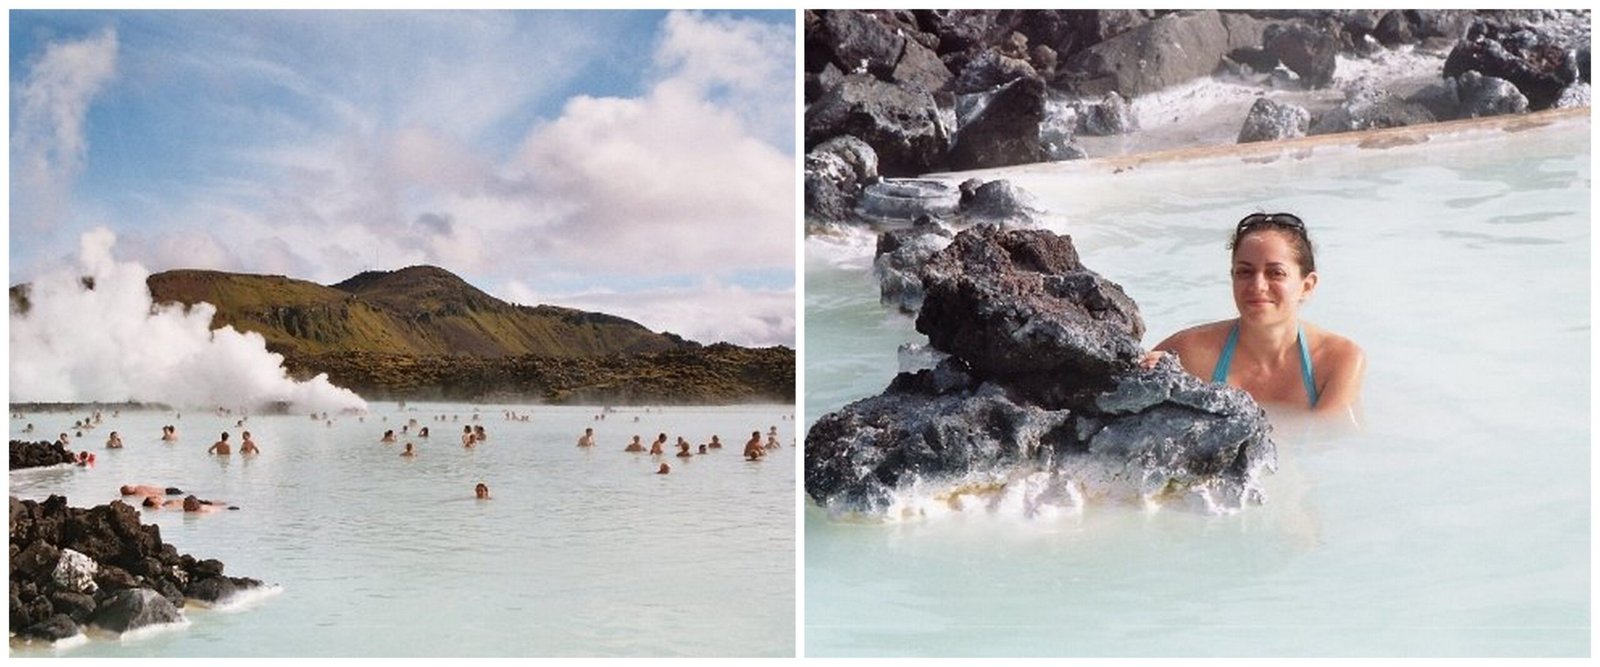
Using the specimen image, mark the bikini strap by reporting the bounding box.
[1211,321,1239,383]
[1298,324,1319,408]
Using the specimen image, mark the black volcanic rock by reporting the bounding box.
[805,135,880,223]
[807,226,1277,518]
[1444,17,1583,110]
[916,226,1145,407]
[947,76,1053,170]
[1238,97,1311,143]
[806,73,951,177]
[1264,22,1338,88]
[10,440,75,470]
[9,496,273,643]
[1455,70,1531,118]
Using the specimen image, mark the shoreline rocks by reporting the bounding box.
[804,9,1590,226]
[10,440,76,471]
[806,226,1276,519]
[10,495,269,644]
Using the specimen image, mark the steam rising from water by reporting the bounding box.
[9,228,367,413]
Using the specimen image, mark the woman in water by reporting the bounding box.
[1144,213,1365,418]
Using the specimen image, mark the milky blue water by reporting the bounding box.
[804,114,1590,657]
[10,402,795,657]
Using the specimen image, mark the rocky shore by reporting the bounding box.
[10,495,269,644]
[805,9,1590,227]
[288,343,796,405]
[10,440,76,471]
[805,226,1276,518]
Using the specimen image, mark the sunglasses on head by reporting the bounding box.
[1236,212,1305,234]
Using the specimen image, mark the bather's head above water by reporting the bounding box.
[1147,212,1366,419]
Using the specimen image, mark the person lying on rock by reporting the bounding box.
[120,484,179,499]
[1143,212,1366,422]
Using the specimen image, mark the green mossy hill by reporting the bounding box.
[144,266,686,358]
[286,343,796,404]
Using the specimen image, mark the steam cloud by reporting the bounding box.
[9,228,367,413]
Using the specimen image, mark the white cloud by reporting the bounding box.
[11,29,118,230]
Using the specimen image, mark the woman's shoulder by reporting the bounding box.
[1306,323,1365,369]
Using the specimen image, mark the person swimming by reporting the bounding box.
[649,433,667,456]
[698,444,708,454]
[462,425,475,448]
[401,442,416,457]
[240,431,260,455]
[744,431,765,460]
[657,463,671,475]
[208,432,232,455]
[1144,213,1366,418]
[475,483,491,499]
[625,435,645,452]
[707,435,722,449]
[381,429,396,443]
[578,428,596,448]
[106,431,123,449]
[676,441,693,458]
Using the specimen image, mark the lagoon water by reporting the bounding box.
[805,115,1589,656]
[10,402,795,657]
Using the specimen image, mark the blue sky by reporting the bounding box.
[10,10,796,346]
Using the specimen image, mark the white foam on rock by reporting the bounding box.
[186,583,285,612]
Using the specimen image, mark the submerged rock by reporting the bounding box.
[874,217,955,314]
[856,179,961,222]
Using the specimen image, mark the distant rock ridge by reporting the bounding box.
[10,265,793,404]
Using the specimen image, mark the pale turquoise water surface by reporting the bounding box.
[805,117,1590,657]
[11,402,795,657]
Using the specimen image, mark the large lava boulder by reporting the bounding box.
[1444,17,1584,110]
[916,226,1144,407]
[806,73,952,177]
[89,588,183,634]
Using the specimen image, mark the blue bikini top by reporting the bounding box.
[1211,320,1319,408]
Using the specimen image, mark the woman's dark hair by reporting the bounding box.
[1228,212,1316,275]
